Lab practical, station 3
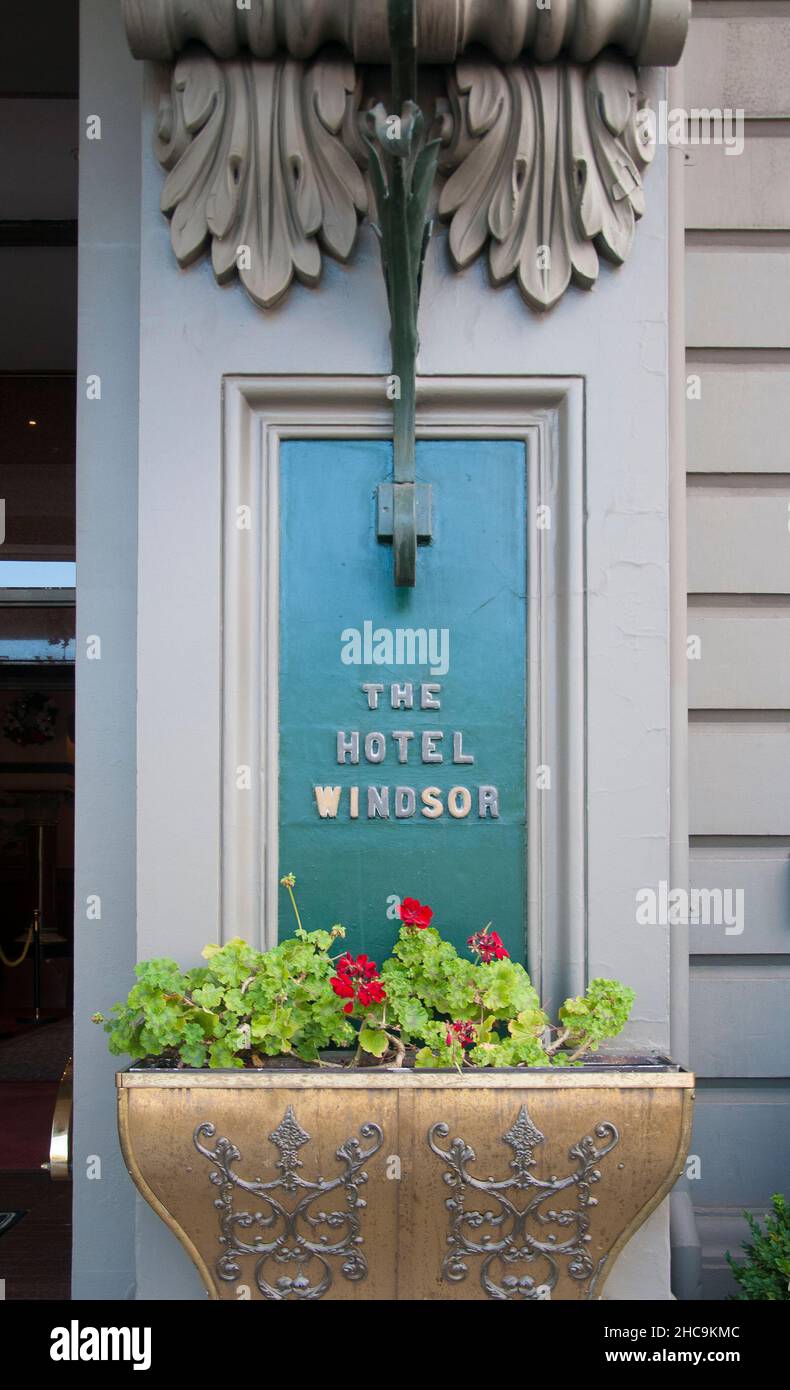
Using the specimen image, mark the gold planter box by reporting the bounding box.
[118,1063,694,1301]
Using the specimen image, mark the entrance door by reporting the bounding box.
[279,438,527,964]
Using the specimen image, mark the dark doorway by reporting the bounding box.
[0,0,78,1302]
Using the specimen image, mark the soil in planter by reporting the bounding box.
[128,1049,685,1074]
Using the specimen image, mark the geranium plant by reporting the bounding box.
[94,876,635,1071]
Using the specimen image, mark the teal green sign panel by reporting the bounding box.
[279,439,527,965]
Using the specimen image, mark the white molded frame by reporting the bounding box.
[221,375,585,1012]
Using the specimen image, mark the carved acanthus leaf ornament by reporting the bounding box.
[126,0,689,313]
[437,53,655,311]
[155,47,368,309]
[153,45,654,315]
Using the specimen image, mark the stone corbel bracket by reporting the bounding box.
[123,0,690,312]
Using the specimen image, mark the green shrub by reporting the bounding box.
[726,1194,790,1301]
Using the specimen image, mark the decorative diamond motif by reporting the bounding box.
[503,1106,546,1170]
[268,1106,310,1176]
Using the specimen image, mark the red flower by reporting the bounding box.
[445,1020,477,1049]
[468,928,509,963]
[358,979,386,1007]
[330,953,386,1014]
[330,973,355,1013]
[399,897,433,929]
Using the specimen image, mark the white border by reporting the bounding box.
[221,375,585,1011]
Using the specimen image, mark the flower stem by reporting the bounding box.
[545,1027,571,1057]
[284,880,305,936]
[384,1029,406,1068]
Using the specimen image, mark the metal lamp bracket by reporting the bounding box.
[120,3,691,590]
[376,481,432,543]
[367,0,439,587]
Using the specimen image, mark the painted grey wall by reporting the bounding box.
[127,30,674,1296]
[684,1,790,1298]
[72,0,141,1301]
[75,1,790,1307]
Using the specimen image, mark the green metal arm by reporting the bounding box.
[366,0,439,587]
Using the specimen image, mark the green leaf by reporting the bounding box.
[207,1039,243,1069]
[414,1046,439,1069]
[469,1041,513,1068]
[478,960,539,1016]
[180,1040,208,1068]
[509,1007,549,1045]
[557,978,635,1059]
[358,1026,389,1058]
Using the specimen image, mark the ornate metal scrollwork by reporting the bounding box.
[194,1104,383,1300]
[428,1104,620,1300]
